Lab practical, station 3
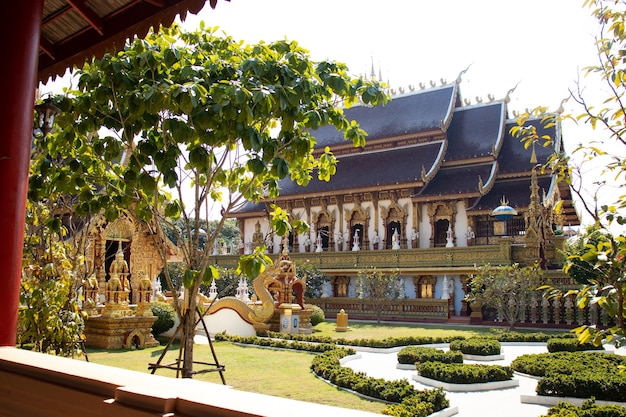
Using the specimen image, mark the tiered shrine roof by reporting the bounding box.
[235,81,578,224]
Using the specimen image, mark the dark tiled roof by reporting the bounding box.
[497,119,557,175]
[311,85,457,149]
[233,201,267,214]
[445,102,505,162]
[469,176,554,211]
[417,162,496,199]
[275,142,445,197]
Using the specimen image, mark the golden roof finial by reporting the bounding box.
[530,144,537,165]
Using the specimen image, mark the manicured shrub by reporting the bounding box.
[310,349,449,412]
[308,304,326,326]
[540,398,626,417]
[215,333,345,354]
[265,331,465,348]
[494,330,574,343]
[449,337,501,356]
[511,351,626,402]
[546,337,604,353]
[538,372,626,403]
[382,393,437,417]
[261,331,572,348]
[511,351,626,378]
[418,362,513,384]
[150,301,176,335]
[397,346,463,365]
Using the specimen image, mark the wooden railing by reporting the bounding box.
[208,237,566,272]
[307,297,450,322]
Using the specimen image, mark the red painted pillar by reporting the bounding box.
[0,1,44,345]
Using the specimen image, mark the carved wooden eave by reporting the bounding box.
[492,102,507,157]
[421,139,447,183]
[440,82,458,132]
[441,154,494,168]
[313,131,445,158]
[478,161,498,195]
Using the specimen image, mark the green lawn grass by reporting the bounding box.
[312,320,565,340]
[83,322,565,413]
[86,339,387,413]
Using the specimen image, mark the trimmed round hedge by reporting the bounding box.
[397,346,463,365]
[150,301,176,335]
[511,351,626,403]
[418,362,513,384]
[539,398,626,417]
[546,337,604,353]
[449,337,501,356]
[307,304,325,326]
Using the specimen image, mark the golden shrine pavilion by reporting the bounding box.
[225,78,581,326]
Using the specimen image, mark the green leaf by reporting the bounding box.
[201,265,219,285]
[164,201,181,218]
[183,269,195,289]
[247,158,265,175]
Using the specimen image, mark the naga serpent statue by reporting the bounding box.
[207,250,305,325]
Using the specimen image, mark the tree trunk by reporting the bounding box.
[181,289,198,378]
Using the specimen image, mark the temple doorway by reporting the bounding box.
[319,225,330,250]
[350,224,363,249]
[434,219,449,247]
[386,221,401,249]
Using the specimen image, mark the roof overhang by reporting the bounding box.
[39,0,223,83]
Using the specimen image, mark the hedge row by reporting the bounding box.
[397,346,463,365]
[214,333,352,354]
[418,362,513,384]
[310,349,449,417]
[449,337,501,356]
[265,331,465,348]
[540,398,626,417]
[265,330,567,348]
[511,351,626,402]
[546,338,604,353]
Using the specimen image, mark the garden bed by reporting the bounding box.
[413,373,519,392]
[520,394,626,408]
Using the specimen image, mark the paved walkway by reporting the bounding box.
[343,343,626,417]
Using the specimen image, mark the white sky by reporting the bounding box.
[183,0,598,115]
[181,0,622,229]
[42,0,623,230]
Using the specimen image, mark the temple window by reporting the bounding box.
[413,276,435,298]
[434,219,449,246]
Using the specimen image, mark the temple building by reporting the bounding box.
[228,77,580,324]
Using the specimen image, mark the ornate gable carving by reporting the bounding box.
[105,217,135,240]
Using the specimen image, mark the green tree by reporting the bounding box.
[466,263,544,329]
[544,227,626,346]
[512,0,626,347]
[357,267,401,323]
[38,24,388,377]
[24,111,102,356]
[298,262,326,299]
[19,201,85,357]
